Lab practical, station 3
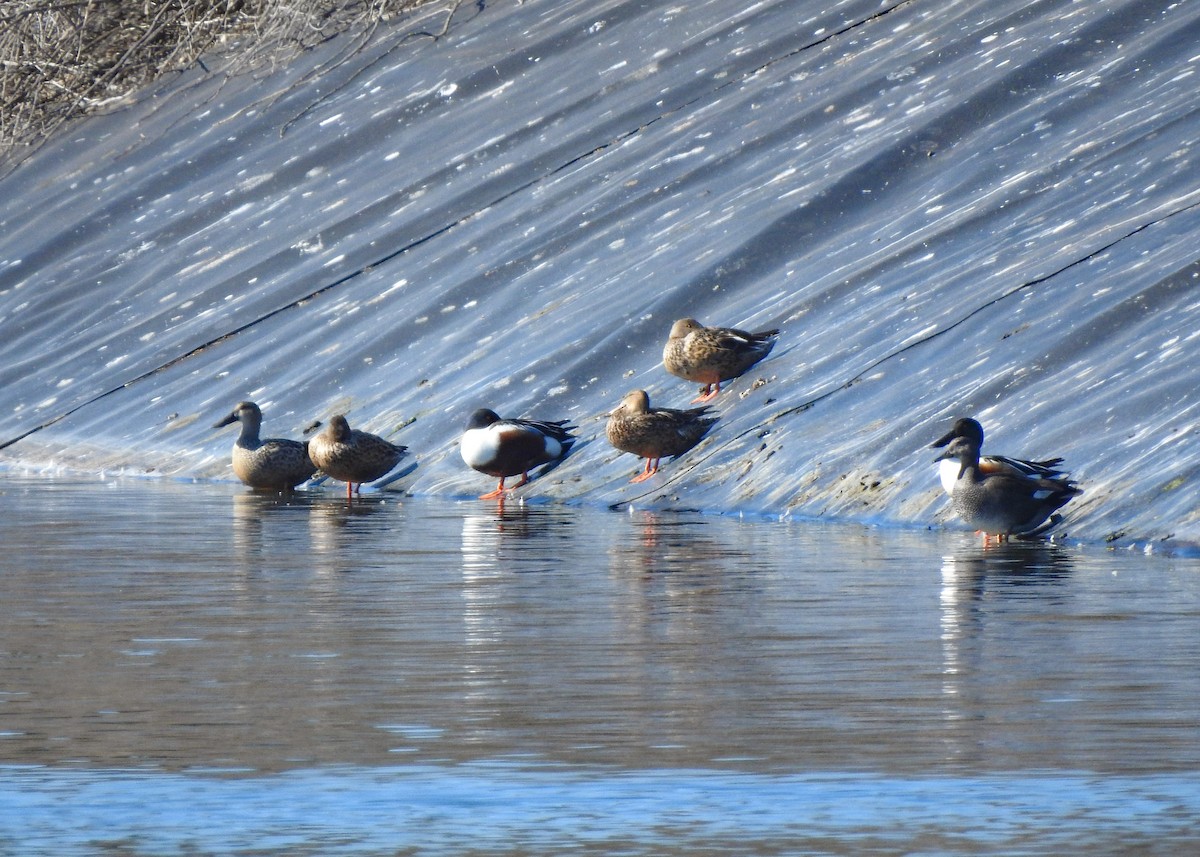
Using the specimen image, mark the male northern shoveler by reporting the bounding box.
[213,401,316,491]
[935,436,1080,543]
[662,317,779,403]
[930,416,1068,496]
[308,414,407,500]
[606,389,717,483]
[459,408,577,500]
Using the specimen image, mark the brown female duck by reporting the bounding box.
[662,318,779,403]
[309,414,408,499]
[606,389,717,483]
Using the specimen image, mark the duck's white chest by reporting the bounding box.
[460,427,501,468]
[938,458,961,495]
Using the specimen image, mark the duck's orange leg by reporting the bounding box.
[690,383,719,404]
[630,458,660,483]
[477,477,506,496]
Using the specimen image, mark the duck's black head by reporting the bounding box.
[931,416,984,449]
[466,408,502,431]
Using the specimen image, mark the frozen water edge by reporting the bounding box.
[2,0,1200,545]
[4,454,1197,557]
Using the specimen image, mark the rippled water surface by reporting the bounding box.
[1,474,1198,854]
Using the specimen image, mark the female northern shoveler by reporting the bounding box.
[213,401,316,491]
[308,414,407,500]
[606,389,717,483]
[930,416,1069,496]
[460,408,576,499]
[935,436,1080,543]
[662,318,779,403]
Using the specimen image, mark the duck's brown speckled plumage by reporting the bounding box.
[213,401,316,491]
[935,436,1080,543]
[309,414,407,499]
[662,318,779,402]
[606,389,717,483]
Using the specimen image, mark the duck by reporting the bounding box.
[308,414,408,500]
[460,408,577,499]
[934,436,1080,543]
[213,401,316,491]
[662,317,779,403]
[930,416,1068,496]
[606,389,718,483]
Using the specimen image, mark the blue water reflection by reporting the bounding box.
[3,765,1199,855]
[1,475,1198,853]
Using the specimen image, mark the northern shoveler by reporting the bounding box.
[606,389,717,483]
[213,401,316,491]
[460,408,577,499]
[662,318,779,403]
[930,416,1068,496]
[308,414,407,500]
[935,436,1080,543]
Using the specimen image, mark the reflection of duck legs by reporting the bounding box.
[943,541,1075,599]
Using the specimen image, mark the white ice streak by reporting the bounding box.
[234,173,273,192]
[661,147,704,164]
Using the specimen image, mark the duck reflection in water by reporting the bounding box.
[610,508,737,578]
[942,540,1075,599]
[939,541,1076,662]
[460,502,576,576]
[230,491,320,561]
[306,495,396,567]
[938,541,1077,748]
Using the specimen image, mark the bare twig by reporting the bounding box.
[0,0,446,170]
[279,0,463,136]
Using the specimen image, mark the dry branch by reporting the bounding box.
[0,0,441,164]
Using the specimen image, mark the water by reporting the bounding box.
[1,474,1198,854]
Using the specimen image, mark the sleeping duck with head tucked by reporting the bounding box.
[606,389,717,483]
[309,414,408,500]
[460,408,577,499]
